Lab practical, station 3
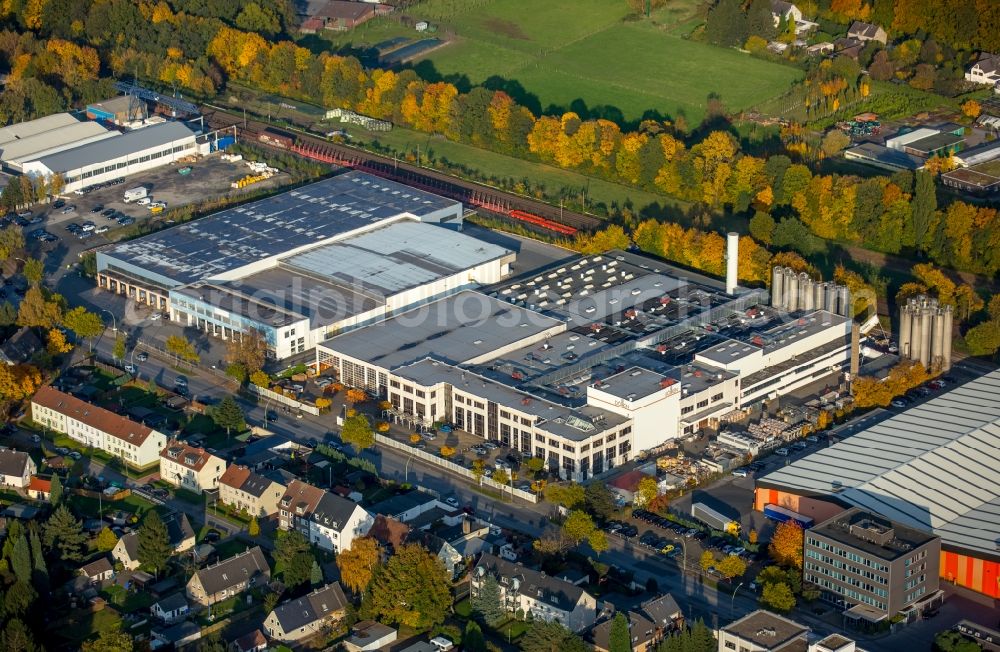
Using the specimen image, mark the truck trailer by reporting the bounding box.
[691,502,741,535]
[123,186,148,203]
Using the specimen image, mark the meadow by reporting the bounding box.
[314,0,803,124]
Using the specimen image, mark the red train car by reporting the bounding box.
[259,128,294,149]
[508,209,577,236]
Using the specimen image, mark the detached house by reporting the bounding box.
[0,450,36,488]
[472,554,598,632]
[847,21,887,44]
[278,480,374,553]
[150,592,190,624]
[186,546,270,607]
[966,55,1000,91]
[591,594,684,652]
[160,440,226,494]
[113,513,195,570]
[263,582,349,642]
[31,386,167,468]
[770,1,802,27]
[219,465,285,517]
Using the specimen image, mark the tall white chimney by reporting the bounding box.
[726,232,739,295]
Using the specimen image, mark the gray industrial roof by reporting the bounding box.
[321,290,564,369]
[696,338,762,364]
[0,112,78,144]
[395,358,627,441]
[759,369,1000,559]
[103,172,460,286]
[0,121,113,164]
[810,507,938,561]
[591,366,675,400]
[283,220,510,297]
[34,121,196,172]
[760,310,850,354]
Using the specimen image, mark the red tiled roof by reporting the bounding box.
[279,479,325,515]
[160,439,216,471]
[608,469,645,492]
[27,476,51,493]
[219,464,251,490]
[32,386,157,446]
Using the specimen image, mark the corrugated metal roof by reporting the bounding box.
[759,369,1000,558]
[0,121,113,164]
[33,121,196,172]
[0,112,78,145]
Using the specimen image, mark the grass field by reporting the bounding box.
[312,0,802,124]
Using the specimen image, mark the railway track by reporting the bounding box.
[202,106,603,235]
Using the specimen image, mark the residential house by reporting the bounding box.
[310,0,390,32]
[113,513,196,570]
[263,582,349,643]
[0,450,36,488]
[847,21,887,44]
[770,0,802,27]
[186,546,270,607]
[230,629,268,652]
[79,557,114,584]
[717,610,810,651]
[591,594,683,652]
[159,440,226,494]
[424,517,492,579]
[151,621,201,649]
[343,621,398,652]
[150,593,190,624]
[966,55,1000,91]
[219,464,285,517]
[31,386,167,468]
[638,594,685,640]
[472,554,598,632]
[370,490,443,523]
[0,327,41,364]
[368,515,410,554]
[278,480,374,553]
[26,476,51,501]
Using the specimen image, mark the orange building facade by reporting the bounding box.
[754,486,1000,599]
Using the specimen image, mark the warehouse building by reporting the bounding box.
[21,121,197,192]
[0,119,114,173]
[97,172,506,360]
[756,369,1000,599]
[86,96,145,126]
[0,112,79,143]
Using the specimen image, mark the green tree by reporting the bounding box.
[248,516,260,537]
[10,532,30,584]
[760,582,796,613]
[341,414,374,452]
[21,258,43,287]
[367,543,451,629]
[0,301,15,327]
[165,334,199,364]
[310,559,323,586]
[471,574,505,626]
[211,395,246,436]
[588,528,609,555]
[526,457,545,474]
[137,510,172,575]
[543,482,585,508]
[28,529,47,589]
[464,621,485,652]
[964,319,1000,356]
[0,225,25,260]
[113,332,126,361]
[562,510,596,545]
[49,473,62,505]
[933,630,983,652]
[584,481,616,520]
[609,612,630,652]
[274,530,314,589]
[0,618,38,652]
[79,251,97,277]
[749,212,776,245]
[820,130,851,157]
[62,306,104,350]
[912,170,936,250]
[2,580,36,618]
[43,504,86,561]
[16,286,62,328]
[520,620,590,652]
[81,624,133,652]
[95,527,118,552]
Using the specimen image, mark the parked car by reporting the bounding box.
[775,447,789,456]
[52,199,65,209]
[136,352,148,362]
[60,204,75,214]
[124,364,136,374]
[732,467,749,478]
[445,497,459,508]
[891,399,907,408]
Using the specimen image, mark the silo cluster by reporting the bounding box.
[770,266,851,317]
[898,295,953,371]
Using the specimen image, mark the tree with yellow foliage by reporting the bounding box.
[439,445,456,458]
[769,520,804,569]
[346,388,367,404]
[0,364,42,401]
[46,328,73,355]
[962,99,982,119]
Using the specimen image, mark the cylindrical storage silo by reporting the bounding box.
[787,272,799,312]
[783,269,795,310]
[931,308,946,367]
[838,286,851,317]
[919,302,933,368]
[802,277,815,311]
[726,232,739,295]
[911,300,925,365]
[899,303,912,360]
[814,282,825,312]
[942,305,954,371]
[825,283,839,313]
[772,266,784,309]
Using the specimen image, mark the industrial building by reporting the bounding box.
[317,245,857,478]
[942,160,1000,196]
[21,120,198,192]
[86,96,146,126]
[805,508,941,623]
[885,127,965,158]
[844,142,924,172]
[756,369,1000,599]
[0,118,115,173]
[97,172,509,360]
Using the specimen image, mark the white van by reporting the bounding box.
[123,186,148,203]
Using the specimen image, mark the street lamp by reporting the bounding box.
[730,582,744,619]
[100,309,117,332]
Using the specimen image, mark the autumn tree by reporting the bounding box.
[346,388,367,403]
[226,328,267,373]
[248,516,260,537]
[760,581,796,613]
[165,335,199,364]
[16,287,61,328]
[21,258,43,287]
[544,482,585,508]
[700,550,716,571]
[562,510,597,546]
[769,521,804,569]
[717,554,748,580]
[95,527,118,552]
[341,414,374,452]
[47,328,73,355]
[62,306,104,350]
[337,537,380,594]
[0,225,24,260]
[0,364,42,402]
[635,475,659,508]
[366,543,451,629]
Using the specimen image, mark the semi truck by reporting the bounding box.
[762,504,814,529]
[123,186,148,203]
[691,502,741,536]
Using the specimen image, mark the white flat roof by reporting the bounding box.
[0,112,79,145]
[1,121,113,164]
[759,369,1000,559]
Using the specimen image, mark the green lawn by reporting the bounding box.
[310,0,801,123]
